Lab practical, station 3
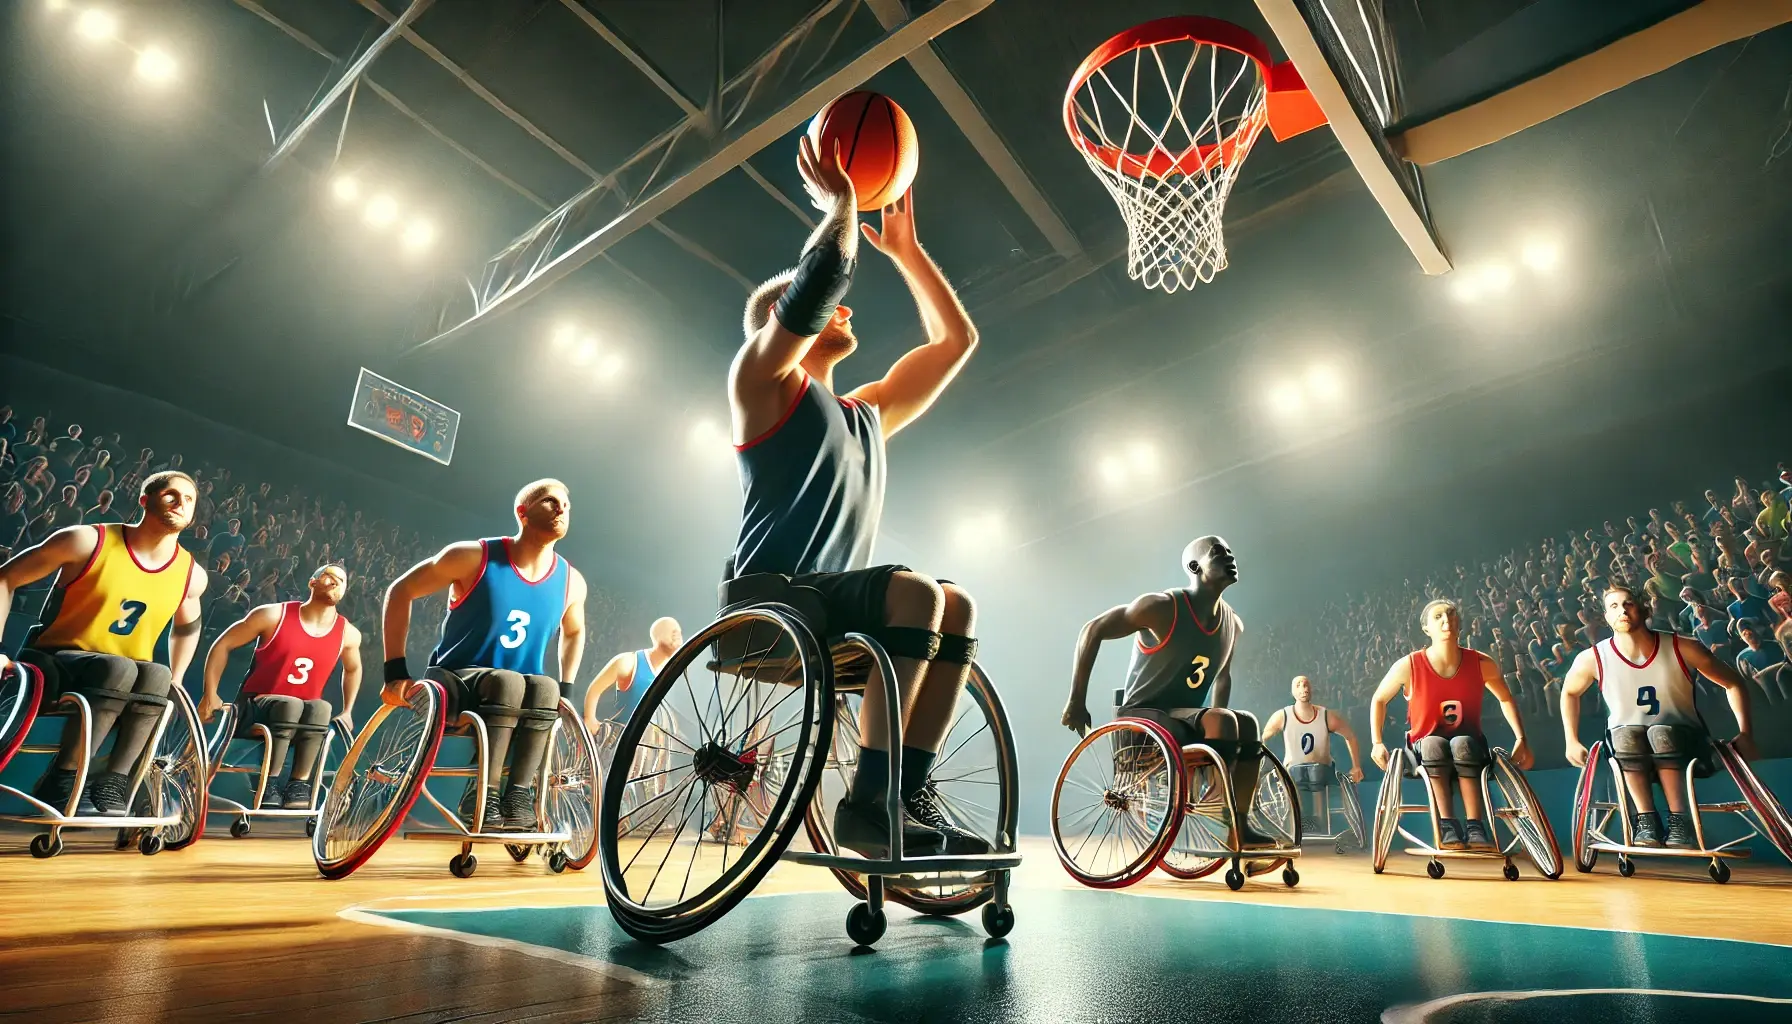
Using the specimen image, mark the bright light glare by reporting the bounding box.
[687,418,727,456]
[364,195,399,228]
[1480,262,1514,292]
[1098,456,1126,488]
[1520,237,1560,272]
[1126,440,1159,475]
[596,354,625,381]
[954,511,1007,551]
[331,175,360,204]
[75,8,116,40]
[550,323,577,351]
[47,0,70,13]
[1450,262,1516,303]
[1267,381,1303,417]
[401,219,435,253]
[570,340,596,366]
[134,46,176,82]
[1305,363,1343,402]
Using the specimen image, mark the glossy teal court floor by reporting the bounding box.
[368,888,1792,1023]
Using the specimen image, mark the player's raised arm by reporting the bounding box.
[1062,592,1175,736]
[380,541,484,704]
[1367,657,1411,770]
[1559,648,1601,767]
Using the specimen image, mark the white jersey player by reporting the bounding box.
[1262,675,1363,828]
[1561,584,1756,849]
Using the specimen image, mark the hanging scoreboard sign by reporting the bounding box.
[346,367,460,466]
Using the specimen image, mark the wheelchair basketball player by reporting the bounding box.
[1368,598,1534,851]
[1561,583,1757,848]
[1061,535,1276,848]
[1262,674,1364,833]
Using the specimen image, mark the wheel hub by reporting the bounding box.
[1102,789,1129,812]
[693,742,758,792]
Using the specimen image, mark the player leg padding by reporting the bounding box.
[1414,735,1457,779]
[507,675,561,790]
[1646,724,1701,767]
[878,626,942,662]
[934,633,978,665]
[1234,710,1262,759]
[288,699,332,780]
[107,661,173,774]
[1609,726,1653,770]
[1448,734,1488,778]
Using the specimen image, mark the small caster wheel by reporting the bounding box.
[230,818,251,839]
[1335,843,1346,856]
[450,853,478,878]
[1224,868,1245,891]
[846,902,886,946]
[115,830,135,851]
[1503,862,1520,882]
[29,833,62,859]
[981,902,1015,939]
[305,818,317,838]
[1617,857,1635,878]
[1710,860,1730,884]
[546,850,568,874]
[1283,866,1300,888]
[1426,859,1445,879]
[139,834,164,856]
[507,844,532,863]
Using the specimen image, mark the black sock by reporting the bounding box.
[899,747,936,802]
[851,747,890,805]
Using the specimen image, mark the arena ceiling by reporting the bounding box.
[3,1,1791,621]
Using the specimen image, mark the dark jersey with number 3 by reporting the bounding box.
[1119,590,1242,712]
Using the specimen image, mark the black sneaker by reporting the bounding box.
[1664,812,1697,850]
[1437,817,1466,851]
[1463,819,1496,851]
[905,786,992,855]
[33,768,78,814]
[1631,811,1665,848]
[284,778,314,810]
[259,776,288,810]
[88,771,132,815]
[460,786,501,831]
[831,797,945,859]
[1237,822,1280,849]
[501,786,538,832]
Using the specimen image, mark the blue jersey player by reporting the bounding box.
[381,479,589,831]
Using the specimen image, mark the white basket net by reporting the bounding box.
[1068,37,1269,293]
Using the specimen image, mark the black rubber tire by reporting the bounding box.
[139,834,164,856]
[1618,857,1635,878]
[981,902,1015,939]
[1282,867,1299,888]
[1426,859,1445,879]
[506,844,532,863]
[230,819,251,839]
[1710,860,1730,884]
[450,853,478,878]
[305,818,317,838]
[1224,868,1245,891]
[547,850,569,874]
[1503,862,1520,882]
[846,903,886,947]
[29,833,61,859]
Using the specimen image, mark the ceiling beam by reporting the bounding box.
[268,0,432,166]
[862,0,1081,258]
[409,0,996,354]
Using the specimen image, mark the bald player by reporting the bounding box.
[1061,536,1274,847]
[1262,674,1364,832]
[1368,598,1534,852]
[584,617,681,739]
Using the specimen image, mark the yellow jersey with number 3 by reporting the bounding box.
[32,524,194,661]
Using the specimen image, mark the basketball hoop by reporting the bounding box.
[1065,17,1325,293]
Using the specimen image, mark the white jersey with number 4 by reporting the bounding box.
[1281,704,1331,766]
[1595,630,1699,729]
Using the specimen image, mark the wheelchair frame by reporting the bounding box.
[1290,763,1367,854]
[0,662,209,858]
[1572,737,1792,884]
[202,703,351,839]
[1371,745,1562,881]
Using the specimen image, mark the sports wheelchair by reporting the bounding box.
[310,675,598,879]
[201,704,353,840]
[0,661,208,858]
[1572,737,1791,883]
[1051,693,1303,891]
[1286,761,1367,854]
[597,578,1022,948]
[1370,745,1561,880]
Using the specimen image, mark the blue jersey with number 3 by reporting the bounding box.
[430,538,569,675]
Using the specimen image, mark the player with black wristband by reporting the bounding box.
[725,136,982,858]
[380,479,588,831]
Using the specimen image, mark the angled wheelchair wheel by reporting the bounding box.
[1052,718,1183,888]
[0,662,44,777]
[1370,749,1408,873]
[313,681,445,880]
[1571,740,1608,873]
[1158,755,1228,880]
[544,698,599,871]
[146,686,211,852]
[804,661,1018,915]
[1337,774,1368,851]
[1490,748,1562,879]
[200,702,238,784]
[1243,751,1301,877]
[600,607,834,944]
[1714,740,1792,860]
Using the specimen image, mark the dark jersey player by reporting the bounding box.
[1060,536,1275,847]
[727,136,981,858]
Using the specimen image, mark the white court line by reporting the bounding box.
[338,904,661,988]
[1383,987,1792,1023]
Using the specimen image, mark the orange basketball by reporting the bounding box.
[806,91,919,212]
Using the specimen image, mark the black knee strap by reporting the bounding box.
[478,703,521,725]
[935,633,978,665]
[1235,738,1263,761]
[879,627,941,661]
[81,688,170,710]
[1203,737,1239,763]
[517,706,559,730]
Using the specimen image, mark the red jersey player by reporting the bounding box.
[199,563,364,809]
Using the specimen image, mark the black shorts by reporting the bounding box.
[1123,706,1215,748]
[787,564,910,637]
[232,693,333,739]
[18,648,167,708]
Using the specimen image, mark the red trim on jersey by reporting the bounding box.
[1291,703,1320,726]
[1182,592,1221,635]
[120,524,182,573]
[1591,642,1604,684]
[449,543,490,611]
[61,524,107,589]
[735,373,810,452]
[502,538,559,586]
[1136,593,1178,654]
[1611,630,1659,670]
[1670,632,1695,683]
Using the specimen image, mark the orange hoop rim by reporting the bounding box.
[1063,16,1277,180]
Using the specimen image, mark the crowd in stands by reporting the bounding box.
[1261,464,1792,726]
[0,403,628,686]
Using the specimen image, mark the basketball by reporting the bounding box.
[806,90,918,211]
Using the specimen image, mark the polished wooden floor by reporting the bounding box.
[1,830,1787,1023]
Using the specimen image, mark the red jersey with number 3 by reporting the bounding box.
[239,602,346,702]
[1405,647,1485,742]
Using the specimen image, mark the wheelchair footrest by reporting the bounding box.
[1588,842,1750,859]
[780,850,1022,875]
[0,813,178,829]
[1402,848,1508,860]
[401,829,569,843]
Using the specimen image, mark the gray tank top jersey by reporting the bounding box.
[1120,590,1243,711]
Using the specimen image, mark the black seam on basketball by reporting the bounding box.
[844,93,874,176]
[874,95,899,205]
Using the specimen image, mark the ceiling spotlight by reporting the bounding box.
[550,323,577,351]
[1098,456,1126,488]
[1520,237,1560,273]
[596,354,626,381]
[330,175,360,204]
[1305,363,1343,402]
[570,339,596,366]
[364,195,398,228]
[687,418,727,456]
[46,0,70,13]
[1449,275,1481,303]
[75,8,117,41]
[134,46,176,83]
[1126,440,1159,476]
[401,219,435,253]
[954,511,1007,551]
[1267,381,1303,417]
[1479,262,1514,293]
